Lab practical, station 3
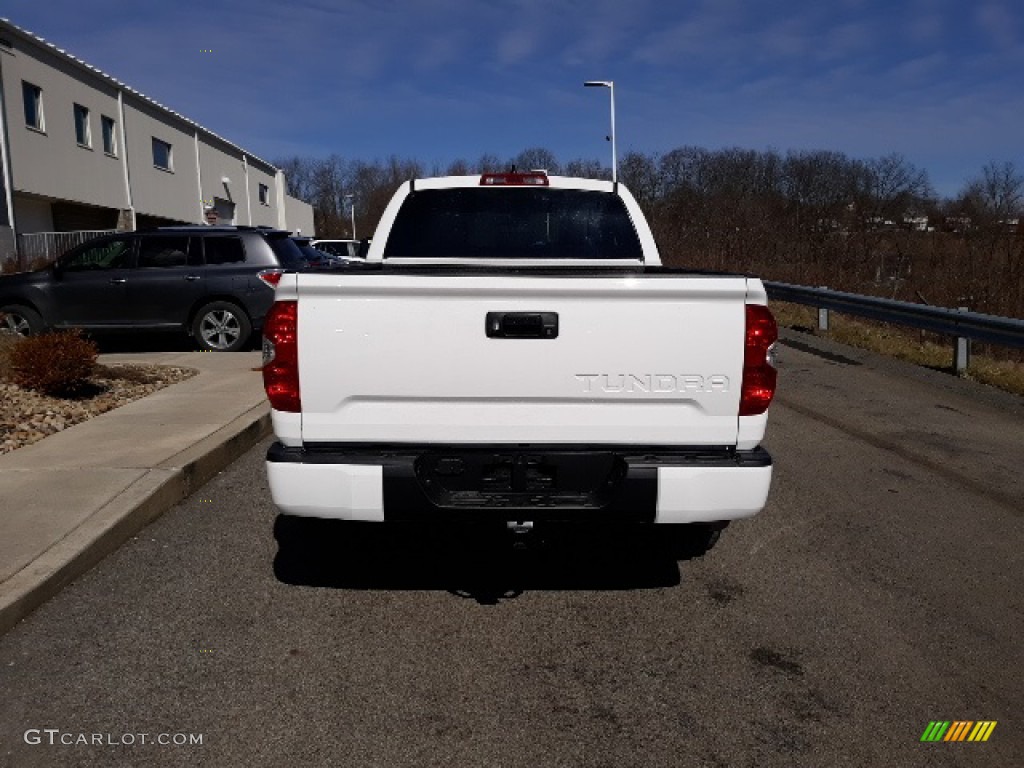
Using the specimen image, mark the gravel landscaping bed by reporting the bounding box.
[0,363,197,455]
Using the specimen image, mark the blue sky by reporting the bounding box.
[5,0,1022,197]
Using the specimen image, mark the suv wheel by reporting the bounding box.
[192,302,251,352]
[0,304,44,336]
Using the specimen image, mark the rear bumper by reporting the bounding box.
[266,443,772,525]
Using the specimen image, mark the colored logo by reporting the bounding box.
[920,721,997,742]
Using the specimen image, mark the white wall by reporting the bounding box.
[285,195,315,236]
[1,41,127,209]
[247,162,278,228]
[197,136,248,224]
[1,20,313,235]
[122,98,199,223]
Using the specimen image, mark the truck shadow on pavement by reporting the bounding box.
[272,517,689,604]
[85,330,261,353]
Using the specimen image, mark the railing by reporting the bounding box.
[764,281,1024,373]
[15,230,117,271]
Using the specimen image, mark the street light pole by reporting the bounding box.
[584,80,616,183]
[344,194,356,240]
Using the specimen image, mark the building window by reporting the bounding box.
[152,137,173,171]
[101,115,117,155]
[74,103,91,147]
[22,81,44,131]
[259,183,269,205]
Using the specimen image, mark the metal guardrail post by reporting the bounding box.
[764,281,1024,351]
[954,307,971,374]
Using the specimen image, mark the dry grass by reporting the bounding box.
[769,301,1024,397]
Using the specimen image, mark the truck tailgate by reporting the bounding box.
[295,273,750,446]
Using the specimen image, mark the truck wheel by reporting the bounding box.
[665,522,728,560]
[0,304,44,336]
[192,302,251,352]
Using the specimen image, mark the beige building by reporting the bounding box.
[0,18,314,271]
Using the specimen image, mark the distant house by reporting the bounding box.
[943,216,973,233]
[0,18,314,270]
[902,214,929,232]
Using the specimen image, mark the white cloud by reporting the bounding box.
[630,1,751,67]
[976,2,1017,49]
[886,52,948,84]
[907,8,943,44]
[821,21,874,60]
[760,17,809,58]
[497,26,540,65]
[415,35,464,71]
[559,0,650,67]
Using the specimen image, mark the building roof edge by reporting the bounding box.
[0,17,280,173]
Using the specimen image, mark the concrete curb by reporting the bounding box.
[0,405,270,637]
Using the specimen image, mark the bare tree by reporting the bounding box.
[856,153,933,224]
[513,147,560,174]
[446,158,471,175]
[307,155,349,236]
[839,154,934,292]
[275,155,317,202]
[952,161,1024,310]
[475,153,504,173]
[962,160,1024,220]
[619,151,660,213]
[563,157,608,179]
[781,150,858,218]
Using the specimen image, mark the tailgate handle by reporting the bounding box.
[486,312,558,339]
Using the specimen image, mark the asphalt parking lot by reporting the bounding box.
[0,335,1020,767]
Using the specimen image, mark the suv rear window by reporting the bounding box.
[382,188,643,260]
[267,234,312,268]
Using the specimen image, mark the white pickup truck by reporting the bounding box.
[262,171,777,555]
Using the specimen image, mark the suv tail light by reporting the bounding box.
[262,300,300,412]
[258,269,284,288]
[739,304,778,416]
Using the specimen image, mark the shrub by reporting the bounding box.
[10,330,98,397]
[0,315,19,381]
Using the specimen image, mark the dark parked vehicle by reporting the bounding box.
[313,239,374,260]
[291,237,346,268]
[311,238,363,259]
[0,226,310,351]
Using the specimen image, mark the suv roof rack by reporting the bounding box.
[150,224,289,234]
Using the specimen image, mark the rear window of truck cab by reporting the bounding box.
[382,188,643,260]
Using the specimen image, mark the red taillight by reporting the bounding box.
[262,300,300,412]
[258,269,284,288]
[479,172,549,186]
[739,304,778,416]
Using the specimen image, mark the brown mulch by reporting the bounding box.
[0,363,197,455]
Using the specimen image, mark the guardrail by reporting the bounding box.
[764,281,1024,373]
